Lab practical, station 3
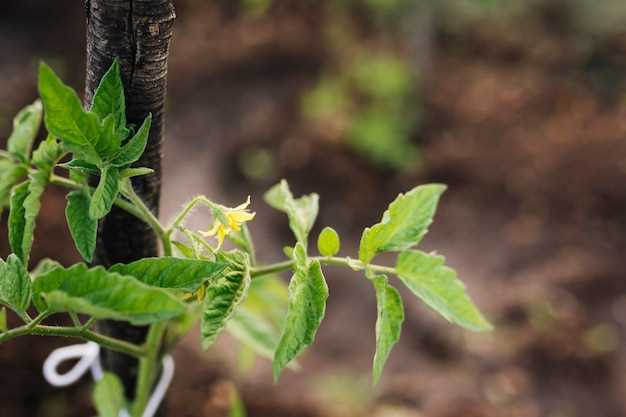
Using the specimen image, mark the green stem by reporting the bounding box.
[242,224,257,265]
[0,322,145,358]
[121,179,166,237]
[120,178,172,256]
[68,312,82,327]
[166,195,212,233]
[250,256,397,278]
[50,174,144,220]
[133,322,167,417]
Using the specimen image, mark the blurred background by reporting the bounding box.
[1,0,626,416]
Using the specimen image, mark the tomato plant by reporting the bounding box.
[0,61,491,417]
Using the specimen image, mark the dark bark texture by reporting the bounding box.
[84,0,175,399]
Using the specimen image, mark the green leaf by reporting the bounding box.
[59,159,100,176]
[201,255,251,349]
[0,308,6,333]
[396,250,492,332]
[359,184,446,264]
[9,136,62,265]
[7,100,42,162]
[89,166,120,219]
[273,244,328,381]
[0,254,32,316]
[317,226,340,257]
[8,181,29,262]
[32,263,186,325]
[109,114,151,167]
[244,275,288,329]
[93,372,126,417]
[97,114,123,158]
[172,241,195,259]
[227,307,280,361]
[66,191,97,262]
[120,167,154,179]
[38,63,101,162]
[21,169,48,265]
[372,275,404,385]
[31,258,63,277]
[109,257,226,293]
[31,136,62,170]
[90,59,126,135]
[164,304,203,350]
[0,162,27,212]
[264,180,319,247]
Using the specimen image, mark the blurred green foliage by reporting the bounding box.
[237,0,626,172]
[301,1,423,170]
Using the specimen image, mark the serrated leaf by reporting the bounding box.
[317,226,340,257]
[264,180,319,247]
[201,255,251,349]
[21,169,48,265]
[66,191,97,262]
[89,166,120,219]
[32,263,186,325]
[110,257,226,293]
[31,136,62,170]
[359,184,446,264]
[38,63,101,162]
[93,372,126,417]
[396,250,492,332]
[372,275,404,385]
[0,254,32,316]
[109,114,151,167]
[10,137,61,265]
[273,244,328,381]
[90,59,126,136]
[227,307,280,361]
[7,100,42,162]
[0,162,27,212]
[8,181,29,262]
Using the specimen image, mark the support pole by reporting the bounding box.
[84,0,176,400]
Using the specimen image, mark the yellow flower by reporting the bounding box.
[201,197,255,248]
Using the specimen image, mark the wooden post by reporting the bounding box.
[84,0,176,399]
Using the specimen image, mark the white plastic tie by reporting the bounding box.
[43,342,174,417]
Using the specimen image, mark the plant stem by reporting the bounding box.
[0,322,145,358]
[120,178,172,256]
[133,321,167,417]
[250,260,294,277]
[68,312,82,327]
[166,195,212,233]
[49,174,144,220]
[250,256,397,278]
[121,179,166,237]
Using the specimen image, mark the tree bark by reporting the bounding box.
[84,0,175,400]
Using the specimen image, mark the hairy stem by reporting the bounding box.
[50,174,144,220]
[121,179,166,240]
[121,179,173,257]
[0,322,145,358]
[250,256,397,278]
[132,321,167,417]
[166,195,213,233]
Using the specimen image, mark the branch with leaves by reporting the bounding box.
[0,60,492,417]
